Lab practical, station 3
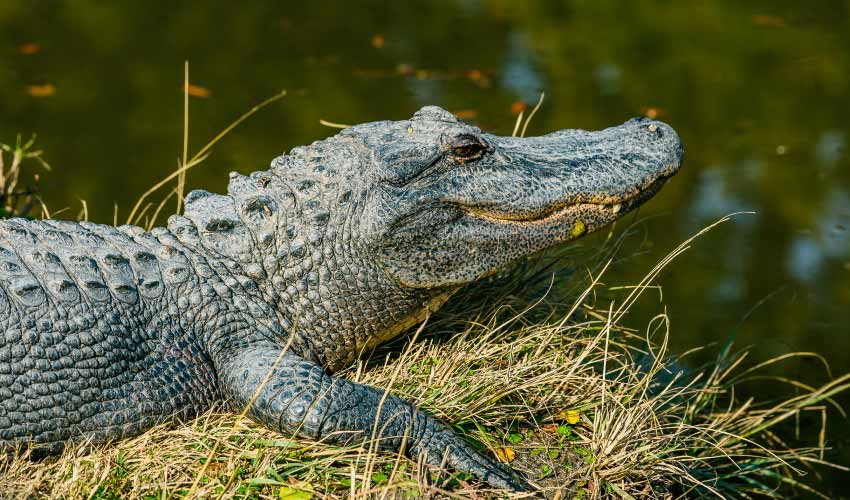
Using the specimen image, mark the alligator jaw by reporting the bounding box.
[461,192,637,224]
[458,160,676,227]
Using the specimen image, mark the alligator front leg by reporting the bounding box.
[217,344,528,491]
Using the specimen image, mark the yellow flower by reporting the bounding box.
[559,410,581,424]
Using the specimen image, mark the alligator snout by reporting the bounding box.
[616,116,683,165]
[453,117,683,224]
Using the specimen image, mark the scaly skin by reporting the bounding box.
[0,106,683,490]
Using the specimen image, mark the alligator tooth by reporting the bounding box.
[611,203,622,214]
[569,219,586,238]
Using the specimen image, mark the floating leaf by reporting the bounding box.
[452,109,478,120]
[465,69,491,88]
[510,101,528,115]
[18,43,40,55]
[26,84,56,97]
[752,14,786,27]
[396,63,415,76]
[185,84,212,98]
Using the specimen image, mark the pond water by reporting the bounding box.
[1,1,848,493]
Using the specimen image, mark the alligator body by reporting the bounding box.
[0,107,682,490]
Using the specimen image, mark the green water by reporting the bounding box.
[1,1,848,493]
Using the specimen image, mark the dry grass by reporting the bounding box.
[0,214,847,499]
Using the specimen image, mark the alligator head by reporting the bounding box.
[347,106,683,287]
[174,105,682,366]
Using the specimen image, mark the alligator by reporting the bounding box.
[0,106,682,491]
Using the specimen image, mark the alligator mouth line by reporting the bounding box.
[463,199,625,224]
[460,168,673,225]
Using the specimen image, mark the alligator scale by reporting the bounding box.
[0,107,682,490]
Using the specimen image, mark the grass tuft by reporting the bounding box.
[0,134,51,219]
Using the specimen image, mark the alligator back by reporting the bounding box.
[0,218,218,452]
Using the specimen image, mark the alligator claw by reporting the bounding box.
[416,429,531,491]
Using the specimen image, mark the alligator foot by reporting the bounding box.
[413,426,531,491]
[218,345,530,491]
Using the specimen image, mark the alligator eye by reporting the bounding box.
[452,144,483,158]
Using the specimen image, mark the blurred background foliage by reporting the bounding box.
[0,0,848,493]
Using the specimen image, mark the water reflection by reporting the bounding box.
[787,236,824,283]
[593,62,622,96]
[501,32,544,102]
[815,130,846,170]
[820,189,850,257]
[689,168,751,221]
